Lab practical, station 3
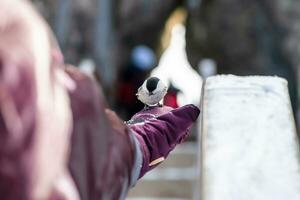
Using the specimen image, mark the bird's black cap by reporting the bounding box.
[146,77,160,94]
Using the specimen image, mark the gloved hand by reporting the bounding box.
[127,104,200,178]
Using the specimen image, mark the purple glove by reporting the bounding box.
[126,106,173,124]
[127,104,200,178]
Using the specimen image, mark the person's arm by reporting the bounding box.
[128,105,200,178]
[66,67,136,200]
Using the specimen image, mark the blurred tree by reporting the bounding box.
[186,0,299,120]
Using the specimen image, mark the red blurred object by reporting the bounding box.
[164,92,179,108]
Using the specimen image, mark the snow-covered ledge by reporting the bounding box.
[200,75,300,200]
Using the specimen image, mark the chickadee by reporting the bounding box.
[136,77,168,107]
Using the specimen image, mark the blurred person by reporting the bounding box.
[0,1,200,200]
[116,45,156,119]
[151,23,203,107]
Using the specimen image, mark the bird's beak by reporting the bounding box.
[136,87,142,97]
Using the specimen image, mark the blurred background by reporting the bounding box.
[31,0,300,120]
[31,0,300,199]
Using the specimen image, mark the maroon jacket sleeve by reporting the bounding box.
[128,105,200,178]
[66,67,136,200]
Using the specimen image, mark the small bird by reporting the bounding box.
[136,77,168,107]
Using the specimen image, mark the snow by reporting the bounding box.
[201,75,300,200]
